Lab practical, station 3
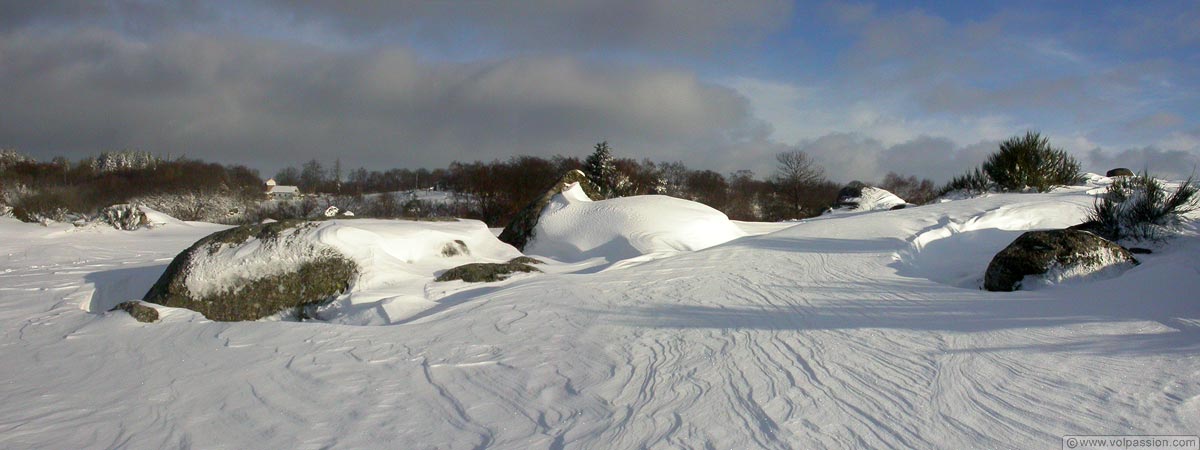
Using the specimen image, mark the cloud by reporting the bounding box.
[2,0,793,54]
[1123,112,1186,133]
[1086,147,1200,179]
[262,0,793,53]
[792,133,995,184]
[0,29,767,173]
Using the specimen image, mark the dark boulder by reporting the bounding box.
[435,259,542,283]
[1106,168,1135,177]
[835,181,870,208]
[507,256,545,265]
[499,170,601,251]
[143,220,358,321]
[112,301,159,323]
[984,229,1138,292]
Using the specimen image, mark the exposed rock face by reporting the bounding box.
[112,301,159,323]
[835,181,870,208]
[984,229,1138,292]
[98,204,149,230]
[435,258,542,283]
[143,220,358,321]
[499,170,601,251]
[832,182,908,212]
[1106,168,1135,177]
[506,256,544,265]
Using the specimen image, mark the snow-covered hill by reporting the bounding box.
[1,177,1198,449]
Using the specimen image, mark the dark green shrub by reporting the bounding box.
[940,168,992,196]
[982,132,1084,192]
[1088,171,1198,242]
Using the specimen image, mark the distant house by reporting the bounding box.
[265,178,300,199]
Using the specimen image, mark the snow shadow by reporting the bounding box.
[81,264,167,313]
[892,228,1024,289]
[599,293,1200,355]
[390,285,507,325]
[730,236,909,254]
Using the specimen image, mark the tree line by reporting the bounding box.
[272,145,859,225]
[3,144,941,226]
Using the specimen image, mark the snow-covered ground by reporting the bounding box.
[2,177,1198,449]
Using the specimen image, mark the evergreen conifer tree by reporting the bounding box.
[584,141,618,198]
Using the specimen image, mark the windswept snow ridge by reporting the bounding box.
[525,183,746,262]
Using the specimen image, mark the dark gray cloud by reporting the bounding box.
[0,29,767,173]
[1086,147,1200,179]
[2,0,793,53]
[256,0,793,53]
[793,133,995,184]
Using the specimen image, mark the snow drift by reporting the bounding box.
[524,183,746,262]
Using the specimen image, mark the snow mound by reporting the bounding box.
[525,183,746,262]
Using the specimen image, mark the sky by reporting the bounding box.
[1,0,1198,183]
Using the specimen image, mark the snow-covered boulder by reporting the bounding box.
[145,218,525,323]
[435,258,543,283]
[832,182,908,213]
[499,170,601,251]
[143,220,359,321]
[984,229,1138,292]
[524,183,746,262]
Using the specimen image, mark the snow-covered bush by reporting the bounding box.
[1088,172,1198,242]
[982,132,1083,192]
[98,204,150,230]
[132,192,253,224]
[10,188,87,223]
[0,149,33,170]
[91,150,160,173]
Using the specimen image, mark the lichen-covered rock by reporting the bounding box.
[98,204,149,230]
[499,170,601,251]
[143,220,358,321]
[435,260,542,283]
[984,229,1138,292]
[112,301,159,323]
[1106,168,1135,177]
[507,256,544,265]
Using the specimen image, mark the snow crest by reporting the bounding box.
[525,183,746,262]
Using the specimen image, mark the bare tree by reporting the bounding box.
[771,150,828,218]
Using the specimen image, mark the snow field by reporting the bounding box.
[1,176,1198,449]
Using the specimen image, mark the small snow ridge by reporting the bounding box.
[526,185,746,262]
